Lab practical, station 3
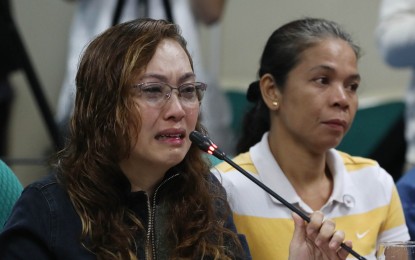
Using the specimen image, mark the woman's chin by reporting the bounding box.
[163,152,187,166]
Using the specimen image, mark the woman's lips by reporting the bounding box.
[323,119,347,131]
[155,129,186,145]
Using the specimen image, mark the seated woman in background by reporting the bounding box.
[0,160,22,229]
[214,17,410,259]
[0,18,350,260]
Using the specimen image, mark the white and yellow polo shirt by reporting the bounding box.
[213,132,409,260]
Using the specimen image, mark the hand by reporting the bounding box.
[288,211,353,260]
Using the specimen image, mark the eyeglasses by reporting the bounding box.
[132,82,207,107]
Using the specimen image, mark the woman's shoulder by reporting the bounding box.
[5,172,80,233]
[336,150,379,169]
[20,173,73,214]
[1,173,89,259]
[334,150,395,190]
[26,173,59,190]
[214,151,255,174]
[23,173,68,199]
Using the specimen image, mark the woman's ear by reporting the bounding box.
[260,73,281,110]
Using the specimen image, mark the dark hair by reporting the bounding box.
[236,17,361,153]
[54,18,241,259]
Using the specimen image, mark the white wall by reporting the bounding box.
[6,0,410,186]
[216,0,410,98]
[7,0,75,185]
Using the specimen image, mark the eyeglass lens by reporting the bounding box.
[136,82,206,107]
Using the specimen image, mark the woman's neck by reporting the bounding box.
[268,133,333,210]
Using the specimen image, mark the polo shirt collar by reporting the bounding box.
[249,132,357,213]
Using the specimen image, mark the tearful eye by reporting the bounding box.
[143,85,163,94]
[179,85,197,100]
[180,86,196,94]
[133,81,206,107]
[141,84,167,101]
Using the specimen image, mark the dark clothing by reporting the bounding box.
[397,168,415,240]
[0,172,251,259]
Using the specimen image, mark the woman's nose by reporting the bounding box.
[164,93,186,120]
[332,85,349,109]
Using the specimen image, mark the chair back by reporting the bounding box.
[0,160,23,229]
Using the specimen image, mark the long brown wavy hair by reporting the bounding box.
[54,19,243,259]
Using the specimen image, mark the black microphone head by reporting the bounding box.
[189,131,211,151]
[189,131,225,159]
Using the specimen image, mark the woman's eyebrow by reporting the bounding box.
[309,65,361,80]
[140,72,196,82]
[178,72,196,82]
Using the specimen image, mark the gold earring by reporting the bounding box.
[272,101,278,107]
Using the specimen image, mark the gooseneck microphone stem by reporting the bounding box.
[189,131,366,260]
[222,155,311,221]
[223,157,364,260]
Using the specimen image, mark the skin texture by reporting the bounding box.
[264,38,360,156]
[260,38,360,211]
[289,211,352,259]
[119,39,199,194]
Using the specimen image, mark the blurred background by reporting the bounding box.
[4,0,410,186]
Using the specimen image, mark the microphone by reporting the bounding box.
[189,130,367,260]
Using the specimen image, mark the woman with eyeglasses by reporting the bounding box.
[0,19,351,259]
